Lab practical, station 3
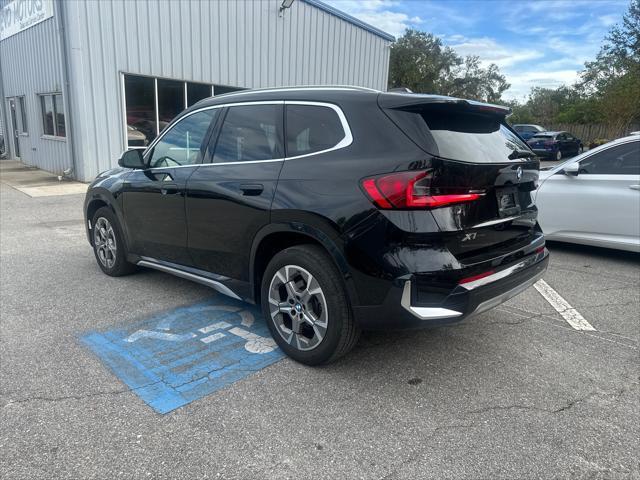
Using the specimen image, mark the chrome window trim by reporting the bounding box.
[283,101,353,160]
[142,100,353,171]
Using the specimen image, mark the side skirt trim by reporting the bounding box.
[137,259,242,300]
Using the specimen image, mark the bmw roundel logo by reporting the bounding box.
[516,166,523,181]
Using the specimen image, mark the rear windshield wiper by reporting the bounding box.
[508,150,536,160]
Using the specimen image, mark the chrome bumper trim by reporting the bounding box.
[471,270,545,316]
[460,250,548,291]
[400,281,463,320]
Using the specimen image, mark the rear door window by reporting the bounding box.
[212,104,283,163]
[285,105,345,157]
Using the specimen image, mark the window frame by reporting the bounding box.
[38,92,66,139]
[17,96,28,135]
[142,100,352,170]
[120,71,247,150]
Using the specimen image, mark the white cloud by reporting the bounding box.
[502,70,582,101]
[323,0,625,100]
[323,0,423,38]
[449,37,544,69]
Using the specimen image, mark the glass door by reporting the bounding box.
[8,98,20,159]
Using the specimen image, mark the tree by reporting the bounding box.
[444,56,510,103]
[388,30,461,94]
[507,0,639,132]
[388,29,510,103]
[578,0,640,127]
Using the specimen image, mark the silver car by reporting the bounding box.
[535,134,640,252]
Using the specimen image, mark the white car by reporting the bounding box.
[535,135,640,252]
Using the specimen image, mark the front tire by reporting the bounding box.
[260,245,360,365]
[555,149,562,161]
[91,207,136,277]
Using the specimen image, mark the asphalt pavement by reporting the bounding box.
[1,170,638,479]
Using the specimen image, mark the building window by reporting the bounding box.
[157,78,184,131]
[18,96,27,134]
[124,75,156,147]
[187,82,211,107]
[123,73,246,148]
[213,85,245,96]
[40,93,66,137]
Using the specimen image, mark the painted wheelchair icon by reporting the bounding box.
[81,297,284,413]
[125,304,278,354]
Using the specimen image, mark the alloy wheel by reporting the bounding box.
[267,264,328,351]
[93,217,117,269]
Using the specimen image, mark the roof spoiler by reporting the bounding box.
[378,92,512,117]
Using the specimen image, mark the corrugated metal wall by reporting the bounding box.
[0,16,71,173]
[63,0,391,181]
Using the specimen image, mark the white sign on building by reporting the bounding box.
[0,0,54,41]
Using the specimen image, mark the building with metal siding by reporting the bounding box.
[0,0,392,181]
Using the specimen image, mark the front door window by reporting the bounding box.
[147,109,218,168]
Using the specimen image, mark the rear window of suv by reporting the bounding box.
[417,109,531,163]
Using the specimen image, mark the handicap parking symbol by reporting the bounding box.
[81,296,284,414]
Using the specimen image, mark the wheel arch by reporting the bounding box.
[84,190,127,247]
[250,223,358,307]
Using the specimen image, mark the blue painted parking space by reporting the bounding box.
[81,296,284,414]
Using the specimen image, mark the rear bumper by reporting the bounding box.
[352,247,549,330]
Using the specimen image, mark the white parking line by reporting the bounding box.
[534,279,596,331]
[201,332,226,344]
[199,321,232,334]
[228,327,278,354]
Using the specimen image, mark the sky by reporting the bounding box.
[323,0,629,100]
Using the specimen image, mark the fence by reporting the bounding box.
[545,123,640,144]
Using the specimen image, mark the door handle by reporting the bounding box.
[153,172,174,182]
[239,183,264,196]
[160,184,180,195]
[630,185,640,191]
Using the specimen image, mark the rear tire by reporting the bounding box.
[260,245,360,365]
[91,207,136,277]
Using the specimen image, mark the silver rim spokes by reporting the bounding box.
[268,265,328,351]
[93,217,117,269]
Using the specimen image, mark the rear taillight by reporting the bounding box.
[361,170,483,210]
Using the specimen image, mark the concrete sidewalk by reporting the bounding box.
[0,160,88,197]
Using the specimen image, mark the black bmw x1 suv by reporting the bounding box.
[84,86,548,365]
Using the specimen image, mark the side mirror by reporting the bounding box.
[563,162,579,176]
[118,149,146,169]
